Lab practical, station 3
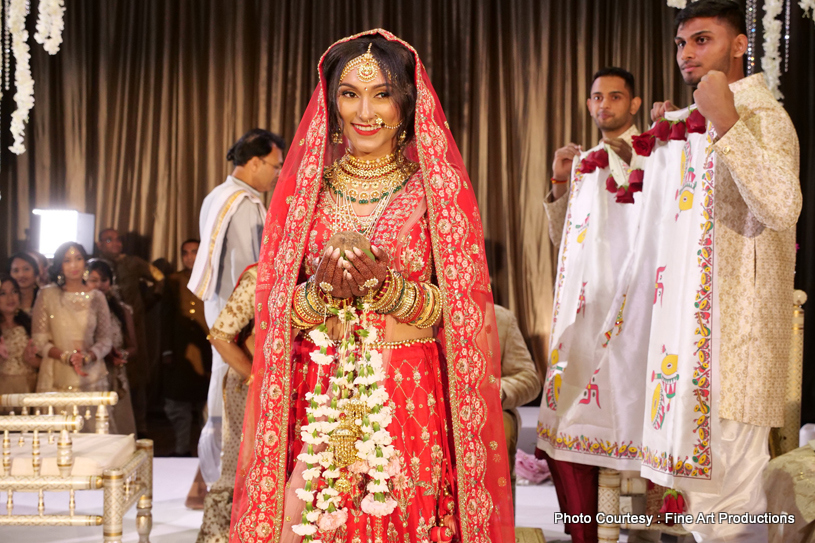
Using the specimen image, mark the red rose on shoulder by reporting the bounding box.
[605,175,618,193]
[628,169,644,193]
[653,120,671,141]
[670,120,687,140]
[687,109,707,134]
[593,149,609,169]
[615,186,635,204]
[632,133,656,157]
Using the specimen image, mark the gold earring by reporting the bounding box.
[82,269,90,282]
[332,129,343,144]
[398,131,407,144]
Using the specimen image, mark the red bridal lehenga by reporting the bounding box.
[230,29,514,543]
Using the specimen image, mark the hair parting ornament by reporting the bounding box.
[340,43,380,83]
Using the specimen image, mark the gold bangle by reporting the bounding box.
[393,281,418,322]
[411,283,435,326]
[415,284,442,328]
[380,272,406,315]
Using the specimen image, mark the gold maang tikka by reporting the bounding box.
[340,43,379,83]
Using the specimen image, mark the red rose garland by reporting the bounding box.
[619,109,708,206]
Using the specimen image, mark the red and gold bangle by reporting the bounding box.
[413,283,442,328]
[402,281,427,323]
[291,282,323,329]
[392,281,419,321]
[551,177,568,185]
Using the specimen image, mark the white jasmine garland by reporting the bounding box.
[294,304,397,538]
[8,0,34,155]
[801,0,815,18]
[762,0,784,99]
[33,0,65,55]
[667,0,688,7]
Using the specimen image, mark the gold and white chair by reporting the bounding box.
[0,392,153,543]
[596,290,806,542]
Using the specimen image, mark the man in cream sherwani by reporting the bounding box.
[636,1,800,540]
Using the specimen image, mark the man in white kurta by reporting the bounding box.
[189,129,284,486]
[620,2,800,540]
[536,68,648,542]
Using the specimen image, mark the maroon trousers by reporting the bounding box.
[541,451,599,543]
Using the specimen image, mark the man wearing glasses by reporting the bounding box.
[187,128,285,505]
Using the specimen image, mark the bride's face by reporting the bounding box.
[337,67,401,160]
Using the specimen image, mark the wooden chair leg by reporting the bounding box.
[103,467,125,543]
[598,468,621,543]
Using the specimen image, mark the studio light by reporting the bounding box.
[31,209,95,258]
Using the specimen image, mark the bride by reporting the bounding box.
[231,30,513,543]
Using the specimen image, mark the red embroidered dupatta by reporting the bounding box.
[231,29,513,543]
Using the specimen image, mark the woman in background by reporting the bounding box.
[8,252,40,314]
[0,274,40,397]
[87,259,138,435]
[32,242,112,432]
[197,264,256,543]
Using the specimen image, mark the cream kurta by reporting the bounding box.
[711,73,800,427]
[32,285,113,395]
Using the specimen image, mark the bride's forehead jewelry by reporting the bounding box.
[341,43,379,84]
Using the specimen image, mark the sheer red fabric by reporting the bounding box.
[230,29,513,543]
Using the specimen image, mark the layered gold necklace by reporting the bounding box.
[326,152,418,236]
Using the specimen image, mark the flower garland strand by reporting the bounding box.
[293,303,396,540]
[577,147,642,204]
[8,0,33,155]
[34,0,66,55]
[762,0,785,100]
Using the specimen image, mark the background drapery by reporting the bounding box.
[0,0,812,421]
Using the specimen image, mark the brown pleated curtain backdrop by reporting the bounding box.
[0,0,693,375]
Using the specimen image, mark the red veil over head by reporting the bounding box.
[231,29,513,543]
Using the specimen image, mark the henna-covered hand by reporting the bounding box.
[312,245,352,299]
[342,245,391,298]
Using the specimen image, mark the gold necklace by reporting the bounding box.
[325,153,417,236]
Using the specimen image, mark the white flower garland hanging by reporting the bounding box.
[8,0,34,155]
[293,304,398,541]
[6,0,66,155]
[762,0,785,99]
[801,0,815,18]
[34,0,66,55]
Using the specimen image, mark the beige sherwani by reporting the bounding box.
[711,73,801,428]
[495,304,541,500]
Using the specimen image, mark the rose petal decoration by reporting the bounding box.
[605,174,618,194]
[593,149,609,169]
[653,120,671,141]
[686,109,707,134]
[632,133,656,157]
[577,157,597,174]
[669,120,687,141]
[615,187,635,204]
[628,169,644,193]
